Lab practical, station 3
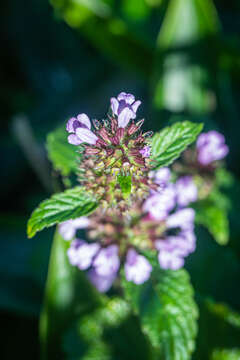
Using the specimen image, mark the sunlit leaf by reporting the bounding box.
[151,121,203,168]
[27,187,98,238]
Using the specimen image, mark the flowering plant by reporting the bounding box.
[28,93,230,359]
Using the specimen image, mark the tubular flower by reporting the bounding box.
[110,92,141,128]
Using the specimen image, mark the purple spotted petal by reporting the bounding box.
[117,92,135,105]
[77,113,91,129]
[66,117,77,133]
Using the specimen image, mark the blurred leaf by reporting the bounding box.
[117,175,132,198]
[206,299,240,330]
[151,121,203,168]
[195,204,229,245]
[40,230,103,359]
[157,0,219,49]
[153,0,220,113]
[211,348,240,360]
[63,297,153,360]
[27,187,98,238]
[46,125,82,177]
[193,294,240,360]
[122,268,198,360]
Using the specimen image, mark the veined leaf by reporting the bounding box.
[46,125,82,176]
[211,348,240,360]
[195,204,229,245]
[151,121,203,168]
[27,187,98,238]
[122,268,198,360]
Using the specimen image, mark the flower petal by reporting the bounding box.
[118,107,135,128]
[68,134,83,145]
[76,127,98,145]
[132,100,141,113]
[117,92,135,105]
[110,97,119,115]
[77,113,91,129]
[66,117,76,133]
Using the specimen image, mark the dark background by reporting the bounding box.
[1,0,240,358]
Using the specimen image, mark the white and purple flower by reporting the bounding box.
[175,176,198,207]
[59,217,90,241]
[66,113,99,146]
[143,184,176,220]
[124,248,152,285]
[67,240,100,270]
[93,244,120,277]
[110,92,141,128]
[196,130,229,166]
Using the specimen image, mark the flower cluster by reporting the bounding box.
[62,93,229,293]
[66,92,154,209]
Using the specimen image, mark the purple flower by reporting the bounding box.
[59,217,90,240]
[67,239,84,266]
[175,176,198,207]
[156,228,196,270]
[66,113,98,145]
[110,92,141,128]
[139,145,151,158]
[196,130,229,166]
[93,245,120,277]
[167,208,195,231]
[149,167,171,187]
[88,269,116,293]
[158,247,185,270]
[143,184,176,220]
[67,240,100,270]
[124,248,152,284]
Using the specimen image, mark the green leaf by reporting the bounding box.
[122,268,198,360]
[151,121,203,168]
[27,187,98,238]
[153,0,220,113]
[195,204,229,245]
[211,348,240,360]
[40,230,103,359]
[46,125,82,176]
[117,175,132,198]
